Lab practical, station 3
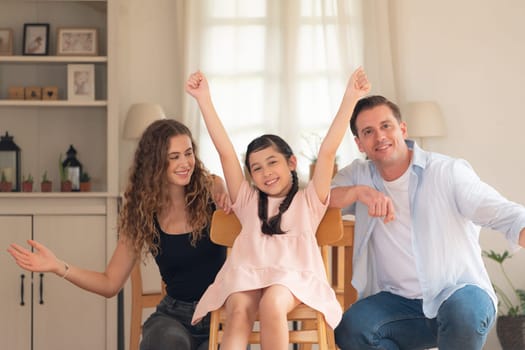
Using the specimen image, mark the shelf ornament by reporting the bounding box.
[0,132,21,192]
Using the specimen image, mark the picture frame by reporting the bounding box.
[0,28,14,56]
[23,23,49,55]
[57,27,98,56]
[67,64,95,101]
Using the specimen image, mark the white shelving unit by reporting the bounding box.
[0,1,119,349]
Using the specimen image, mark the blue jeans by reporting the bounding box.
[140,295,210,350]
[334,285,495,350]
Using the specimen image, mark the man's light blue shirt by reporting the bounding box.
[332,140,525,317]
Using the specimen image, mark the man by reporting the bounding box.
[330,95,525,350]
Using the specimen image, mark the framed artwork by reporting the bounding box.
[23,23,49,55]
[57,28,98,56]
[0,28,14,55]
[67,64,95,101]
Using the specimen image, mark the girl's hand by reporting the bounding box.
[7,239,62,274]
[185,71,210,101]
[347,66,371,100]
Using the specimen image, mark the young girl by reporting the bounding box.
[8,119,230,350]
[185,67,370,350]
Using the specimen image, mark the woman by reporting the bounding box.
[8,119,229,350]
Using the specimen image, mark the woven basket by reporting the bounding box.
[496,315,525,350]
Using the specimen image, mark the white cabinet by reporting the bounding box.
[0,197,118,350]
[0,215,32,350]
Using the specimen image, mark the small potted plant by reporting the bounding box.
[301,132,338,180]
[22,173,34,192]
[79,171,91,192]
[483,250,525,350]
[40,171,52,192]
[59,154,72,192]
[0,170,12,192]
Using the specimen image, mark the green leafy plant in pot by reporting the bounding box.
[79,171,91,192]
[0,170,12,192]
[22,173,34,192]
[483,250,525,350]
[40,171,52,192]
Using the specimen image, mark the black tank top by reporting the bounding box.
[153,217,226,302]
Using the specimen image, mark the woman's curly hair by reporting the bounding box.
[118,119,214,259]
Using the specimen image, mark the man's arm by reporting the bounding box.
[520,227,525,248]
[330,185,395,223]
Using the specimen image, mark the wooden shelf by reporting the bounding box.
[0,56,108,63]
[0,100,107,107]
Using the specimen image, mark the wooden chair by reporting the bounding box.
[208,207,344,350]
[331,219,357,310]
[129,261,165,350]
[301,219,356,350]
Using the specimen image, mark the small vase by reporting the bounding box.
[60,180,72,192]
[309,162,338,180]
[41,181,52,192]
[22,182,33,192]
[79,181,91,192]
[0,181,13,192]
[496,315,525,350]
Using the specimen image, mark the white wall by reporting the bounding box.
[116,1,182,349]
[117,0,184,190]
[389,1,525,349]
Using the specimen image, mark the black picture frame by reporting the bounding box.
[23,23,50,56]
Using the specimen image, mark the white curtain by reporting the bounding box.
[180,0,396,181]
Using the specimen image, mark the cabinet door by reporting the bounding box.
[0,216,32,350]
[33,215,107,350]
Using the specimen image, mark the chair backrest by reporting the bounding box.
[210,206,343,248]
[129,261,165,350]
[331,219,357,310]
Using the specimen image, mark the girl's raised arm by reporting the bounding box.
[313,67,370,202]
[185,72,244,203]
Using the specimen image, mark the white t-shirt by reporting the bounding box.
[370,167,422,298]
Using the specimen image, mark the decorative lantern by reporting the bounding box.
[0,132,21,192]
[62,145,82,192]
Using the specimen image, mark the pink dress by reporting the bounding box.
[191,180,342,329]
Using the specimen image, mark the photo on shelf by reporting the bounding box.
[23,23,49,55]
[67,64,95,101]
[57,27,98,56]
[0,28,14,55]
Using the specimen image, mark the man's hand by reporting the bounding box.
[356,186,395,223]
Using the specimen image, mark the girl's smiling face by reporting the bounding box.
[248,145,296,197]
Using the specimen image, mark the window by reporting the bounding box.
[190,0,363,181]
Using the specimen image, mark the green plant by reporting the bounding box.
[80,171,90,182]
[41,171,51,183]
[483,250,525,316]
[58,154,68,182]
[0,171,6,182]
[23,173,34,183]
[300,132,322,163]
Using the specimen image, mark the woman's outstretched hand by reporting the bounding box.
[7,240,61,274]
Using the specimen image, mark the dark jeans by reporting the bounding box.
[140,295,210,350]
[335,285,495,350]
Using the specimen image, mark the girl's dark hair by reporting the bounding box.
[119,119,214,259]
[244,134,298,235]
[350,95,402,137]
